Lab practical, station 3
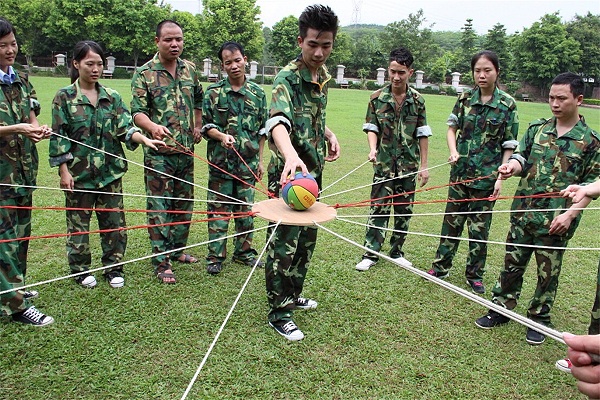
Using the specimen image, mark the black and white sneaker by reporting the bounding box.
[294,297,318,310]
[269,320,304,341]
[22,290,39,300]
[105,270,124,288]
[526,328,546,345]
[12,306,54,326]
[74,273,97,288]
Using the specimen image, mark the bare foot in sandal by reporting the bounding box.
[156,266,176,284]
[177,254,198,263]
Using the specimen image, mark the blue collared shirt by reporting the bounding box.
[0,66,16,84]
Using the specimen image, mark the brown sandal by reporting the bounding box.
[156,265,176,284]
[177,254,198,264]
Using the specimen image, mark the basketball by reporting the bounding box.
[281,172,319,211]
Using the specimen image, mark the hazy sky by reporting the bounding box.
[166,0,599,33]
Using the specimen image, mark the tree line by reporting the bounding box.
[1,0,598,96]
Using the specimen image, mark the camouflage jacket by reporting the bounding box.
[363,84,431,177]
[130,53,203,156]
[49,80,140,189]
[265,57,331,183]
[509,116,600,235]
[202,78,267,179]
[449,87,519,190]
[0,70,41,199]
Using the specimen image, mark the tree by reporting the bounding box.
[379,9,439,72]
[349,32,384,78]
[457,18,478,84]
[199,0,264,63]
[566,12,600,81]
[171,10,204,64]
[44,0,170,67]
[512,13,582,95]
[269,15,299,67]
[484,23,514,81]
[0,0,48,67]
[326,30,353,73]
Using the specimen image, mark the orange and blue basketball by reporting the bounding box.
[281,172,319,211]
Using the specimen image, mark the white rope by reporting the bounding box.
[0,226,269,296]
[0,183,246,206]
[338,206,600,219]
[319,160,452,200]
[49,131,248,206]
[336,217,600,251]
[319,159,371,194]
[180,220,281,400]
[315,222,567,344]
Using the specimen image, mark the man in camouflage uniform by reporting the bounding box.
[131,20,203,283]
[265,5,341,341]
[202,41,267,275]
[476,72,600,345]
[354,47,431,272]
[0,18,53,326]
[554,181,600,373]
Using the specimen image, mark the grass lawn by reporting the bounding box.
[1,76,599,399]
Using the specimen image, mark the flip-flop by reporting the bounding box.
[177,254,198,264]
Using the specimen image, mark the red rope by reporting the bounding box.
[0,205,251,216]
[162,132,274,198]
[0,213,254,244]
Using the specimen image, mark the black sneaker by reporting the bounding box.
[467,280,485,294]
[294,297,318,310]
[74,273,97,288]
[475,310,510,329]
[269,320,304,341]
[232,256,265,268]
[12,306,54,326]
[526,328,546,345]
[22,290,39,300]
[206,262,222,275]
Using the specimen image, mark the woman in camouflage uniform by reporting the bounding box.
[49,41,163,289]
[427,50,519,294]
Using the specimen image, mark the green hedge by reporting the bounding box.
[583,98,600,106]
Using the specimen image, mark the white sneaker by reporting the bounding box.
[105,271,124,288]
[75,274,97,288]
[269,320,304,341]
[392,255,413,268]
[555,358,572,373]
[355,258,376,271]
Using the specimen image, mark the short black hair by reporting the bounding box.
[0,17,16,39]
[389,47,414,68]
[298,4,338,39]
[156,20,183,38]
[551,72,584,97]
[218,41,245,62]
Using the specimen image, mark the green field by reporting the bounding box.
[1,76,599,399]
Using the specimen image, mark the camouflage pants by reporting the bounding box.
[65,179,126,274]
[362,175,416,260]
[431,183,496,281]
[0,194,32,316]
[491,220,570,326]
[265,223,318,322]
[589,258,600,335]
[264,170,320,323]
[144,153,194,269]
[206,175,257,264]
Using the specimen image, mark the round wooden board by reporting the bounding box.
[252,198,337,226]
